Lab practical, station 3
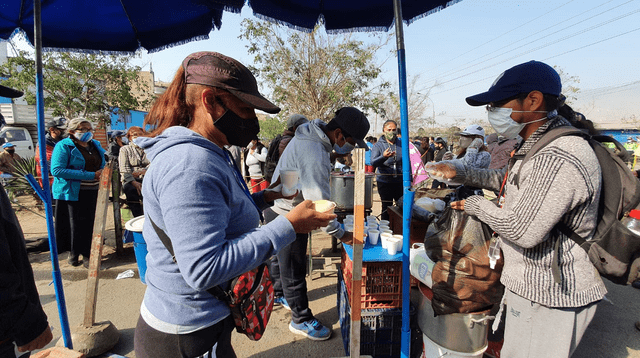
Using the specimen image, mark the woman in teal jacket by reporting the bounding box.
[51,118,105,266]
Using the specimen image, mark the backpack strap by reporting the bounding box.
[513,126,588,188]
[147,215,230,303]
[511,126,590,284]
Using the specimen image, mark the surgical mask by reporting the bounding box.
[73,131,93,142]
[247,141,255,150]
[334,141,355,155]
[385,130,397,142]
[487,108,550,139]
[121,137,129,145]
[213,109,260,148]
[459,136,473,149]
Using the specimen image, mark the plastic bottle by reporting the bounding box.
[488,236,501,270]
[622,209,640,236]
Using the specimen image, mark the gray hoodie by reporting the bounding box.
[272,119,344,238]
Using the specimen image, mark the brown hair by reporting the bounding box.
[126,126,145,139]
[145,67,214,138]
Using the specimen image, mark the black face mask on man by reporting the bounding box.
[213,107,260,148]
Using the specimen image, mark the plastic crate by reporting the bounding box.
[341,249,402,309]
[337,269,420,358]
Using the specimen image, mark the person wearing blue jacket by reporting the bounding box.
[132,51,334,358]
[51,118,105,267]
[371,120,403,220]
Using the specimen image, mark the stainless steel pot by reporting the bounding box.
[330,172,374,210]
[417,284,493,353]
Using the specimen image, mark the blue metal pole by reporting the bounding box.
[393,0,414,357]
[33,0,73,348]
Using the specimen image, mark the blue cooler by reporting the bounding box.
[125,216,147,284]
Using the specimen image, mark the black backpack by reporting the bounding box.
[264,134,283,183]
[514,126,640,284]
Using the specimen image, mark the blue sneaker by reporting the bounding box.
[274,296,291,311]
[289,318,331,340]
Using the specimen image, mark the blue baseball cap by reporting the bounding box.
[466,61,562,106]
[2,142,15,148]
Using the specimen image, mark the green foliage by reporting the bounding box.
[0,49,149,127]
[240,19,391,122]
[553,66,580,105]
[4,156,38,198]
[259,116,287,142]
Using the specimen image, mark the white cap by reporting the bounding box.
[459,124,485,137]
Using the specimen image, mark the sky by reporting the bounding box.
[8,0,640,131]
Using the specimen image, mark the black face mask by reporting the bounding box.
[213,109,260,147]
[6,149,15,154]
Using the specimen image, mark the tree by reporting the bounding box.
[0,48,150,127]
[258,115,286,142]
[376,74,439,134]
[239,19,391,122]
[553,66,580,105]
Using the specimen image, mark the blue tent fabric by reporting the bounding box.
[0,0,244,53]
[1,0,459,53]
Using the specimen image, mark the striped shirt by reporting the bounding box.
[459,116,606,308]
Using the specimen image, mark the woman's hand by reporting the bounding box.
[285,200,336,233]
[450,200,466,211]
[469,138,484,150]
[94,169,103,179]
[425,162,457,179]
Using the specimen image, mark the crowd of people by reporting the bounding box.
[2,53,640,358]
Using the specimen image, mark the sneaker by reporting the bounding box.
[632,280,640,289]
[289,318,331,341]
[274,296,291,311]
[636,321,640,332]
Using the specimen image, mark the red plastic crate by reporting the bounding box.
[341,249,402,309]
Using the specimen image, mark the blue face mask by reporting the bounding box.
[74,131,93,143]
[333,141,355,155]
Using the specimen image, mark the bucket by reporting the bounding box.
[422,334,486,358]
[125,216,146,284]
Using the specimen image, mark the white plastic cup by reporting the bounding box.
[345,224,354,232]
[378,224,390,231]
[345,214,355,221]
[367,215,378,223]
[313,199,336,214]
[369,230,380,245]
[367,219,378,228]
[381,229,393,235]
[380,233,393,249]
[393,234,404,251]
[379,220,390,226]
[387,238,399,255]
[280,169,300,196]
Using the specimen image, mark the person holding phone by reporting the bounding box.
[371,120,403,220]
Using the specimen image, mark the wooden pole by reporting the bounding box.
[83,160,115,327]
[349,148,366,358]
[111,166,123,254]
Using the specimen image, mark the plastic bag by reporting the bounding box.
[424,206,504,315]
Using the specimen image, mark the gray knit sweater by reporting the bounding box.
[453,116,607,308]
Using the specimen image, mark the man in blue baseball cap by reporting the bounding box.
[428,61,605,358]
[0,142,22,175]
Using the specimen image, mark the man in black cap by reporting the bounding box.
[0,84,53,357]
[35,117,67,187]
[265,107,369,341]
[430,61,605,358]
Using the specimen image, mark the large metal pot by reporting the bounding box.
[417,283,493,353]
[330,172,374,210]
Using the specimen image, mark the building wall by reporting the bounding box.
[110,109,147,131]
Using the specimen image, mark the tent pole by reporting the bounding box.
[33,0,73,348]
[393,1,414,358]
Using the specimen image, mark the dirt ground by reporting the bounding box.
[12,190,640,358]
